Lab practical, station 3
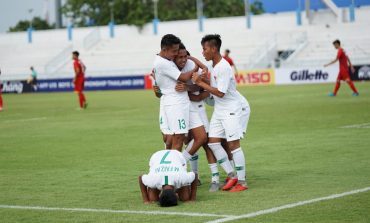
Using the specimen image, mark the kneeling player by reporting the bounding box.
[138,150,197,206]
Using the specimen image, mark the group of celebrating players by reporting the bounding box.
[138,34,251,207]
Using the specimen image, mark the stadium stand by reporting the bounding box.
[0,6,369,80]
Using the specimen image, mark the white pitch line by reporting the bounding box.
[206,186,370,223]
[340,122,370,129]
[2,117,47,123]
[0,205,233,218]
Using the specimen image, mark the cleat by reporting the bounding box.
[224,176,230,184]
[197,179,202,186]
[352,92,359,96]
[229,184,248,192]
[83,102,88,109]
[222,178,238,191]
[209,182,220,192]
[328,92,336,97]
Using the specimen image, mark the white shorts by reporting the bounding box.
[164,102,190,134]
[240,106,250,136]
[159,102,171,135]
[142,172,195,190]
[209,115,242,142]
[189,103,204,130]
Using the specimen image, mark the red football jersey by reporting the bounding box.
[337,48,349,72]
[73,59,85,76]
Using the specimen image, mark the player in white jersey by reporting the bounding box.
[173,45,220,191]
[153,34,199,151]
[192,34,248,192]
[138,150,197,206]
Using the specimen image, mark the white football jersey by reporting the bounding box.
[153,55,189,105]
[142,150,195,190]
[209,58,241,119]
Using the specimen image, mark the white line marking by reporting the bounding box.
[340,122,370,129]
[0,205,233,218]
[2,117,47,123]
[206,186,370,223]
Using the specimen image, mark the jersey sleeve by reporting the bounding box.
[216,67,232,94]
[161,61,182,81]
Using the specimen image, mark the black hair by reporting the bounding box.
[179,42,186,50]
[158,189,178,207]
[333,39,341,45]
[72,51,79,57]
[161,34,181,49]
[225,49,230,53]
[186,50,190,56]
[201,34,222,52]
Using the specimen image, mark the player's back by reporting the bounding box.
[148,150,187,175]
[337,48,349,71]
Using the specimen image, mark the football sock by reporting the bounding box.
[232,147,247,183]
[182,150,199,174]
[208,163,219,183]
[208,143,234,176]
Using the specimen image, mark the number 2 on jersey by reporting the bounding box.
[160,151,172,164]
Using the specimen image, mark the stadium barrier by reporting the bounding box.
[3,65,369,94]
[1,75,145,93]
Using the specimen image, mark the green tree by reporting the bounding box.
[61,0,265,28]
[8,17,54,32]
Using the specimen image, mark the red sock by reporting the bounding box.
[333,81,341,95]
[78,92,84,108]
[0,94,3,109]
[347,80,358,94]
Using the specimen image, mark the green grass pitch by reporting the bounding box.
[0,82,369,223]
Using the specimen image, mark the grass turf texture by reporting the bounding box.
[0,82,369,223]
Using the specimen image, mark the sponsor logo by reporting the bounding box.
[290,70,328,81]
[2,82,23,93]
[235,69,274,85]
[358,66,370,79]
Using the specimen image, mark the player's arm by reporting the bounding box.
[324,58,338,67]
[192,73,225,98]
[347,55,355,73]
[177,65,199,82]
[233,65,238,75]
[188,91,210,102]
[153,85,162,98]
[138,175,150,204]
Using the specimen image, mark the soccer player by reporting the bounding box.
[153,34,203,151]
[324,39,359,96]
[173,44,221,190]
[27,66,38,91]
[72,51,88,109]
[192,34,248,192]
[0,69,3,111]
[138,149,197,206]
[223,49,238,74]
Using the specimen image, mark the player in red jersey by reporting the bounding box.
[0,69,3,111]
[223,49,238,74]
[72,51,88,109]
[324,40,359,97]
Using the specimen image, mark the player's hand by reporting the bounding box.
[351,66,355,73]
[201,67,208,76]
[192,73,202,84]
[175,82,187,92]
[153,85,161,93]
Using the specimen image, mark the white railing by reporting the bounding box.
[83,28,101,50]
[44,44,73,75]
